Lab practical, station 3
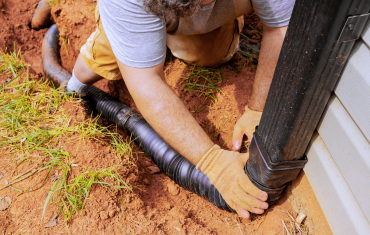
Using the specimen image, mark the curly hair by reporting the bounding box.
[142,0,202,19]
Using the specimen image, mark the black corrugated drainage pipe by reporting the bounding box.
[245,0,370,203]
[32,0,53,30]
[42,24,234,212]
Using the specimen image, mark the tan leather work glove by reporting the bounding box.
[196,145,268,218]
[232,106,262,151]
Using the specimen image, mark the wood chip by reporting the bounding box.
[147,166,160,174]
[295,213,307,224]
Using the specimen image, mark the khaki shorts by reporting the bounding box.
[80,4,244,80]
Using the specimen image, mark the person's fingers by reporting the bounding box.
[249,207,265,214]
[238,176,264,199]
[234,203,251,219]
[232,124,244,151]
[257,191,268,201]
[232,196,252,212]
[234,187,259,209]
[235,203,250,219]
[234,187,268,210]
[252,197,269,209]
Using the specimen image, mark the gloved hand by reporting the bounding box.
[232,106,262,151]
[196,145,268,218]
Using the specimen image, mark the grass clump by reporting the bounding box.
[282,211,308,235]
[0,49,133,226]
[45,165,130,222]
[183,64,225,102]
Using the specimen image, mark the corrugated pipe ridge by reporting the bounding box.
[43,24,234,212]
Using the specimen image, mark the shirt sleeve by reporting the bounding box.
[251,0,295,27]
[98,0,166,68]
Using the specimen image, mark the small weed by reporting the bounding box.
[190,104,207,114]
[282,211,308,235]
[60,37,70,56]
[246,23,263,36]
[0,47,28,89]
[49,0,60,7]
[183,64,225,102]
[44,165,131,223]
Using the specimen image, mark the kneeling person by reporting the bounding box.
[64,0,293,218]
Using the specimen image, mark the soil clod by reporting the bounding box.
[100,211,109,220]
[0,196,12,211]
[167,183,180,196]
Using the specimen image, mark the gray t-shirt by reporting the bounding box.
[99,0,166,68]
[99,0,294,68]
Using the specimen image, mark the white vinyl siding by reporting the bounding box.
[304,20,370,235]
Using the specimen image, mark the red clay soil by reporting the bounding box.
[0,0,332,234]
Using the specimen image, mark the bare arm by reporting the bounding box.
[233,24,287,150]
[248,24,287,111]
[117,60,214,165]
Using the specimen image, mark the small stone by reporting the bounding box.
[0,173,3,179]
[50,175,59,182]
[108,210,115,218]
[4,180,8,185]
[147,166,160,174]
[175,227,181,232]
[296,213,307,224]
[167,183,180,196]
[100,211,109,220]
[44,213,58,228]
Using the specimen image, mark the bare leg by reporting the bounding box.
[249,24,287,111]
[74,54,103,84]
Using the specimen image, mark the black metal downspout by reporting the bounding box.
[245,0,370,203]
[42,24,234,212]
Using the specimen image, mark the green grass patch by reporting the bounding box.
[0,49,133,227]
[44,165,131,223]
[183,64,225,102]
